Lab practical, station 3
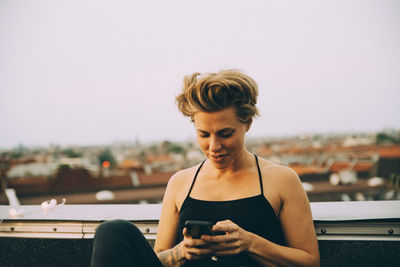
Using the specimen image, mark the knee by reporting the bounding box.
[95,219,141,239]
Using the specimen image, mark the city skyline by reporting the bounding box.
[1,0,399,149]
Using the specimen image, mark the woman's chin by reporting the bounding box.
[209,155,231,168]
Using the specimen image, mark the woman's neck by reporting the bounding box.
[209,149,253,178]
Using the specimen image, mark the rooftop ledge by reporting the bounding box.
[0,201,399,241]
[1,201,399,267]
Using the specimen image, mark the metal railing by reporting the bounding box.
[0,201,399,241]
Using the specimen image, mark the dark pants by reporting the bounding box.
[90,220,163,267]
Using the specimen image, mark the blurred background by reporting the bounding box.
[1,0,399,205]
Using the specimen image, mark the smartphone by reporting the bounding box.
[184,220,215,239]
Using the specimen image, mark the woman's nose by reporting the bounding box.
[209,136,222,152]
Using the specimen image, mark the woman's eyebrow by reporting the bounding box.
[197,129,209,134]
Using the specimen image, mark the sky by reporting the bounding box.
[0,0,399,149]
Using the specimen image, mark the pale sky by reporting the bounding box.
[1,0,399,149]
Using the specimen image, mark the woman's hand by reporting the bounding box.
[201,220,253,256]
[179,227,215,261]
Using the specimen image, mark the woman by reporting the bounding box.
[91,70,320,267]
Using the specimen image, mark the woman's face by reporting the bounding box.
[193,107,249,169]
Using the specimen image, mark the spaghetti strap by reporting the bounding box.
[186,160,206,197]
[254,154,264,195]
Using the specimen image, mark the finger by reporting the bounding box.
[215,219,232,224]
[186,246,214,256]
[185,237,214,248]
[183,228,198,241]
[213,221,237,233]
[213,224,237,233]
[202,233,234,243]
[184,246,213,261]
[205,240,242,251]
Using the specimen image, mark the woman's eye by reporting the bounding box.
[220,132,233,138]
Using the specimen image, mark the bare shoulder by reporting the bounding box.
[257,156,299,182]
[166,162,203,210]
[256,156,303,198]
[167,164,199,189]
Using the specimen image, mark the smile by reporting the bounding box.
[209,154,228,160]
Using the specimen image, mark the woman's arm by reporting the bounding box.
[245,229,319,267]
[154,173,186,266]
[156,244,186,267]
[268,167,320,266]
[156,229,216,266]
[202,167,320,267]
[154,171,215,266]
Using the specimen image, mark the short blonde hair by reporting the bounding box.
[176,69,259,124]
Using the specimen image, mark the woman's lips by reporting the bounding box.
[209,154,228,161]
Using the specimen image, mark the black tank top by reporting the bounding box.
[178,154,285,267]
